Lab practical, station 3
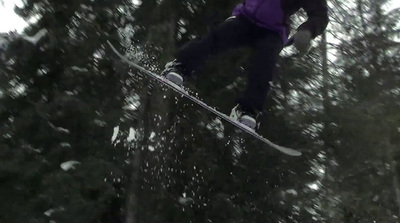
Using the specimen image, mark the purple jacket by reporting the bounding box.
[233,0,329,43]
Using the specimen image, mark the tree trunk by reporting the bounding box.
[126,149,141,223]
[125,83,152,223]
[391,160,400,217]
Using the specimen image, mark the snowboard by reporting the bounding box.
[107,41,301,157]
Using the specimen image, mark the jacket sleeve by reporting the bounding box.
[298,0,329,38]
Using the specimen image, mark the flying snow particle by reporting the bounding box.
[286,189,298,196]
[127,128,137,142]
[178,197,194,205]
[44,209,56,217]
[148,145,155,152]
[60,142,71,148]
[60,161,81,171]
[21,28,47,45]
[111,126,119,143]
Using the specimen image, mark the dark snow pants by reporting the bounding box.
[176,15,283,114]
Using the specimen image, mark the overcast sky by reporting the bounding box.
[0,0,25,33]
[0,0,399,33]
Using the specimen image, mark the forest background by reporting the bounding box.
[0,0,400,222]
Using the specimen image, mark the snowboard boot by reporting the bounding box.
[162,59,184,86]
[230,104,258,130]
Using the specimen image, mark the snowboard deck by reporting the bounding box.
[107,41,301,156]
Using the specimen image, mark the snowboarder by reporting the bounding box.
[163,0,329,130]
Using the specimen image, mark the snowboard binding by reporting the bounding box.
[230,104,257,131]
[162,60,184,86]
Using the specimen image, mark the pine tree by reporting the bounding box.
[317,0,400,221]
[1,0,132,222]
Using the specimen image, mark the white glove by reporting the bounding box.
[293,30,312,55]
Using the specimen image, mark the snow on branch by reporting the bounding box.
[20,28,48,45]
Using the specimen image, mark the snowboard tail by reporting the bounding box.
[107,41,301,157]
